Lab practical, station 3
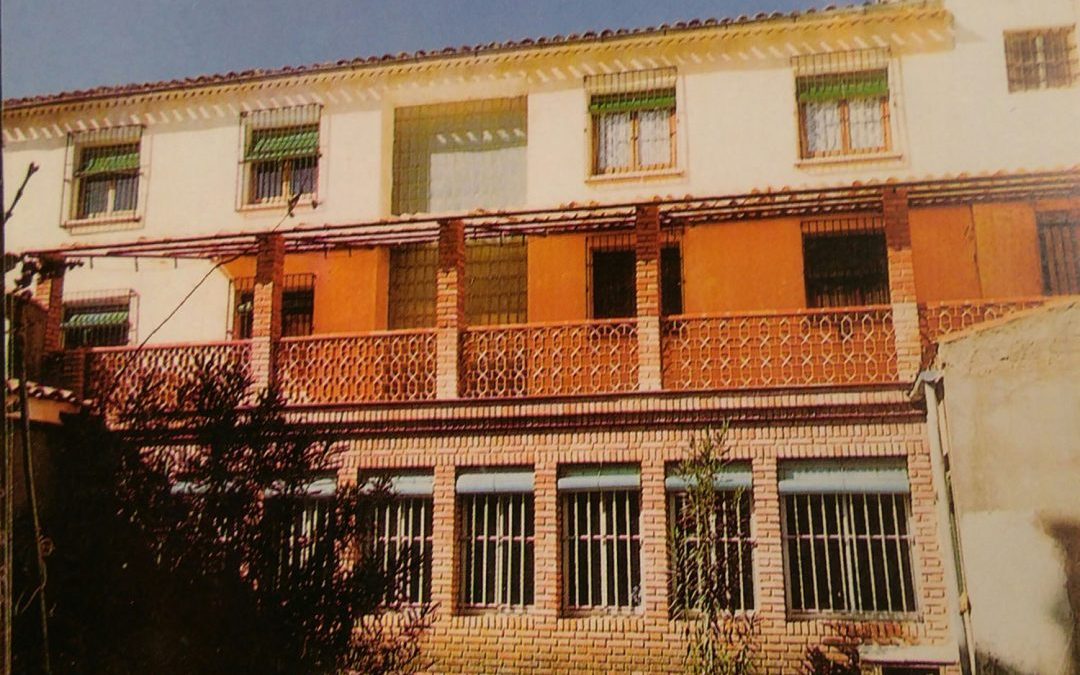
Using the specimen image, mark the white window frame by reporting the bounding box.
[64,126,145,228]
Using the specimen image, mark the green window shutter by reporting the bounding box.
[62,310,129,328]
[797,70,889,103]
[590,89,677,114]
[77,145,140,176]
[246,126,319,161]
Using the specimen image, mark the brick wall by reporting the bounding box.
[325,387,956,674]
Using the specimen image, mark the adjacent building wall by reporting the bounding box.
[935,300,1080,674]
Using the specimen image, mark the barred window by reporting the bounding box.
[61,290,136,348]
[1037,211,1080,295]
[587,68,677,175]
[457,468,535,610]
[392,98,527,215]
[465,236,528,326]
[241,105,320,206]
[802,217,890,308]
[780,459,917,616]
[1005,28,1077,92]
[231,273,315,339]
[794,50,891,159]
[69,127,142,221]
[361,472,435,605]
[667,465,754,613]
[261,477,337,590]
[388,244,438,329]
[560,466,642,611]
[588,233,683,319]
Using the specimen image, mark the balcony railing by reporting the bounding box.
[278,330,437,405]
[85,340,252,411]
[461,319,638,398]
[662,306,898,390]
[73,299,1050,408]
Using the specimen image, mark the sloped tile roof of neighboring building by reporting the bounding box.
[3,1,940,111]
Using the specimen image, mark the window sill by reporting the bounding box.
[586,167,685,184]
[237,198,318,214]
[795,151,903,169]
[62,214,142,231]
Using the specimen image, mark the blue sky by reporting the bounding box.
[2,0,856,99]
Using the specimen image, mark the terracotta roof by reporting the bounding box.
[3,1,935,111]
[6,379,84,405]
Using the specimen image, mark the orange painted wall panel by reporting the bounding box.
[223,248,389,334]
[909,206,982,302]
[682,218,806,314]
[527,234,587,322]
[972,203,1044,298]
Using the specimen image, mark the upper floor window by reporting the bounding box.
[802,217,890,308]
[559,465,642,612]
[667,463,755,614]
[240,105,321,207]
[588,233,683,319]
[780,458,918,616]
[1005,27,1077,92]
[587,68,677,176]
[230,273,315,339]
[61,290,136,349]
[67,127,143,223]
[1037,210,1079,295]
[794,49,891,160]
[457,468,535,611]
[392,98,527,215]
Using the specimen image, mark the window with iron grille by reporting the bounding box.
[1037,211,1080,295]
[1005,28,1077,92]
[231,273,315,339]
[560,465,642,612]
[61,291,136,348]
[780,459,918,616]
[361,472,435,605]
[587,68,678,175]
[465,236,528,326]
[588,234,683,318]
[240,105,320,206]
[261,477,337,591]
[802,217,890,308]
[457,468,535,610]
[667,465,755,613]
[392,98,527,215]
[388,244,438,329]
[794,50,891,160]
[68,127,142,221]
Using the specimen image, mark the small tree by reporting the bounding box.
[30,359,431,674]
[671,427,759,675]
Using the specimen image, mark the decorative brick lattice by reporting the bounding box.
[461,320,639,398]
[278,330,437,404]
[86,341,252,412]
[919,298,1046,367]
[661,307,898,390]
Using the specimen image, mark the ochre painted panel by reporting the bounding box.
[528,234,587,322]
[972,203,1043,299]
[910,206,982,302]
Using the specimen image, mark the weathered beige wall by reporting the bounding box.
[936,300,1080,674]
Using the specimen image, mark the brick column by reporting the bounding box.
[883,188,921,381]
[639,455,669,617]
[635,205,663,391]
[436,219,465,399]
[430,463,457,614]
[251,233,284,393]
[32,256,66,355]
[533,460,560,618]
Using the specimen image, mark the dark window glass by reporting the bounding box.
[661,246,683,316]
[803,232,890,308]
[592,249,636,319]
[1037,211,1080,295]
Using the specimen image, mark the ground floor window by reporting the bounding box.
[361,472,434,605]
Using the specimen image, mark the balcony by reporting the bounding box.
[71,298,1048,412]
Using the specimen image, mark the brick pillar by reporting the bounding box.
[533,460,560,618]
[635,205,663,391]
[251,233,284,393]
[32,256,66,355]
[639,455,670,616]
[883,188,921,381]
[430,463,457,615]
[436,219,465,399]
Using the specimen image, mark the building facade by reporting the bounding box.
[4,0,1079,672]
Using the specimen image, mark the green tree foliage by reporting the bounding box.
[670,427,759,675]
[15,359,430,674]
